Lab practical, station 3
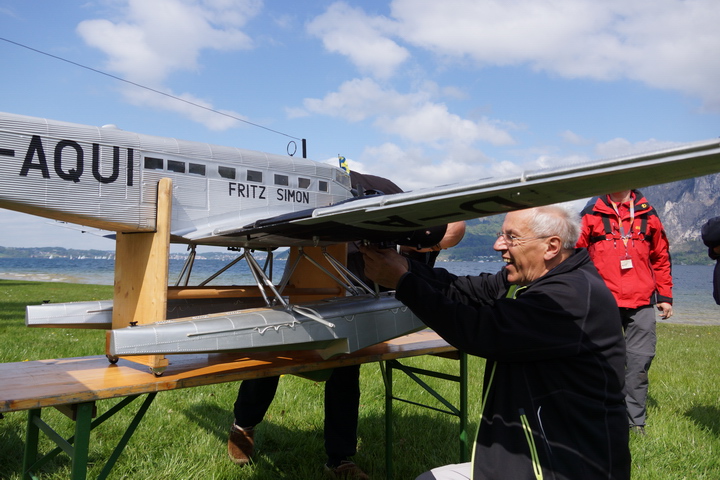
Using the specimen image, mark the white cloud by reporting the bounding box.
[77,0,261,126]
[561,130,589,145]
[299,78,427,122]
[121,88,246,131]
[0,6,19,19]
[352,141,514,191]
[297,78,515,149]
[383,0,720,110]
[534,152,592,170]
[307,1,409,79]
[376,102,514,147]
[595,138,681,159]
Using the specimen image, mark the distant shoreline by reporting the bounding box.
[0,272,96,284]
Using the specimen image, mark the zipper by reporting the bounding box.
[519,408,544,480]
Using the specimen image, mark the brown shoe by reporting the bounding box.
[227,424,254,465]
[324,461,369,479]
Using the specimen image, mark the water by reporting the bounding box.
[0,257,260,286]
[444,262,720,325]
[0,257,717,325]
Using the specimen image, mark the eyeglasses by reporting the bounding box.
[496,231,550,246]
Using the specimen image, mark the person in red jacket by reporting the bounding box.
[577,189,673,434]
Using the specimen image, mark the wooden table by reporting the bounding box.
[0,330,469,480]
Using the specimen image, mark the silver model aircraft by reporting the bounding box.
[2,111,720,373]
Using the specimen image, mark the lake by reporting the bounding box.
[0,256,717,325]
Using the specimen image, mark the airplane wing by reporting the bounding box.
[215,139,720,246]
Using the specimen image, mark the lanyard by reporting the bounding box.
[609,196,635,247]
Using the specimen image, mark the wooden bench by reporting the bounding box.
[0,330,469,480]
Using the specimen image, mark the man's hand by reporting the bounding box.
[657,302,673,319]
[359,245,410,290]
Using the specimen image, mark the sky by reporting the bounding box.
[1,0,719,252]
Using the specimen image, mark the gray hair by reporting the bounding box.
[525,204,580,250]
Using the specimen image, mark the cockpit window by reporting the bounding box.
[247,170,263,182]
[144,157,163,170]
[167,160,185,173]
[189,163,206,176]
[219,166,236,179]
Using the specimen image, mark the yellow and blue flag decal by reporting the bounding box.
[338,155,350,174]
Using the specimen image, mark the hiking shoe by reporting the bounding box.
[324,460,370,479]
[227,424,254,465]
[630,425,646,436]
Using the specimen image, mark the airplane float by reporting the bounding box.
[2,110,720,374]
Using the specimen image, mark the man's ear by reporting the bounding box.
[544,236,563,260]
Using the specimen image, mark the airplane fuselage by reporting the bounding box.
[7,109,720,364]
[0,112,353,247]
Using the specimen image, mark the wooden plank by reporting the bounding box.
[55,403,97,421]
[166,286,342,300]
[111,178,172,329]
[110,178,173,371]
[0,330,451,413]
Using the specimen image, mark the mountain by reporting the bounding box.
[440,217,503,261]
[641,172,720,264]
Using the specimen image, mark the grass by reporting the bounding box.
[1,279,720,479]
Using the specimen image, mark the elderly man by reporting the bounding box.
[361,205,630,480]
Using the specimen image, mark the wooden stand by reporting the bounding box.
[103,179,349,373]
[107,178,172,373]
[285,243,348,303]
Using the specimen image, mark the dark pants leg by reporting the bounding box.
[621,306,656,427]
[233,376,280,428]
[324,364,361,465]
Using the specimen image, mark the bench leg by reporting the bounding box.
[459,352,469,462]
[23,409,41,480]
[381,354,470,478]
[71,402,94,480]
[19,394,154,480]
[22,404,93,480]
[383,363,394,480]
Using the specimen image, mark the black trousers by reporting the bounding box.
[233,364,361,463]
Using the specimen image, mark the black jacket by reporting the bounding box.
[701,216,720,305]
[396,249,630,479]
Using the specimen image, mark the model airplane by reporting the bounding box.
[2,111,720,372]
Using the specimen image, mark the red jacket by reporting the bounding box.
[576,190,673,308]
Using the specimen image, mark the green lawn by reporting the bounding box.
[1,279,719,479]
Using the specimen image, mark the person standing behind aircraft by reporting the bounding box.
[228,171,465,480]
[361,205,630,480]
[701,216,720,304]
[576,189,673,435]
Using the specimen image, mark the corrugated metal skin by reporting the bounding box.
[0,112,353,244]
[0,113,154,232]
